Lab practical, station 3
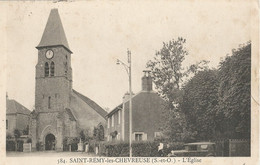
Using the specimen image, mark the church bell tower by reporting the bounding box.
[35,9,73,112]
[31,9,73,151]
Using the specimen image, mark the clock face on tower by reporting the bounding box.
[45,50,54,59]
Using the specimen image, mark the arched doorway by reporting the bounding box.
[45,134,55,150]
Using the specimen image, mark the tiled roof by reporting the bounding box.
[107,91,139,117]
[36,9,72,53]
[72,89,108,118]
[106,91,160,117]
[6,99,31,115]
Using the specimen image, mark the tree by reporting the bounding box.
[146,37,208,142]
[216,41,251,139]
[181,69,219,141]
[147,38,208,107]
[23,125,29,135]
[78,129,92,143]
[14,129,21,151]
[93,125,105,141]
[79,130,86,142]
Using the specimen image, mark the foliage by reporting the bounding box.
[146,37,208,102]
[63,137,69,151]
[146,38,209,143]
[79,130,86,142]
[104,142,129,157]
[216,42,251,139]
[147,38,250,142]
[93,125,105,141]
[26,138,32,143]
[6,133,12,140]
[14,129,21,139]
[13,129,21,151]
[78,128,92,143]
[23,125,29,135]
[36,142,43,151]
[17,140,24,152]
[62,137,80,151]
[6,140,16,151]
[181,70,219,141]
[70,137,80,151]
[132,141,159,157]
[101,141,160,157]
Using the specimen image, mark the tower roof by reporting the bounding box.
[36,9,72,53]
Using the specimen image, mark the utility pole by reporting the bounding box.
[116,49,133,157]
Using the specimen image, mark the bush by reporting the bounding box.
[168,142,184,150]
[36,142,43,151]
[102,141,161,157]
[17,140,24,152]
[6,140,15,151]
[63,137,69,151]
[105,142,129,157]
[26,138,32,143]
[64,137,85,151]
[6,133,12,140]
[132,141,159,157]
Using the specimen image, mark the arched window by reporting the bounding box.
[45,62,49,77]
[50,62,55,77]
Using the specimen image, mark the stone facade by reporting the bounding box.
[30,9,107,151]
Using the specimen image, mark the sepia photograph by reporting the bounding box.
[1,0,259,165]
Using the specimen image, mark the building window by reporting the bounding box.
[48,96,51,109]
[45,62,49,77]
[135,133,143,141]
[118,110,120,124]
[50,61,55,77]
[154,132,162,138]
[6,120,8,129]
[111,115,114,127]
[134,132,147,141]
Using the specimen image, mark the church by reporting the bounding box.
[30,9,107,151]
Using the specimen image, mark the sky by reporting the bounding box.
[4,0,251,112]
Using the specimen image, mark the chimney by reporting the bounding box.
[142,70,153,91]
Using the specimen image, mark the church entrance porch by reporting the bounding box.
[45,134,55,150]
